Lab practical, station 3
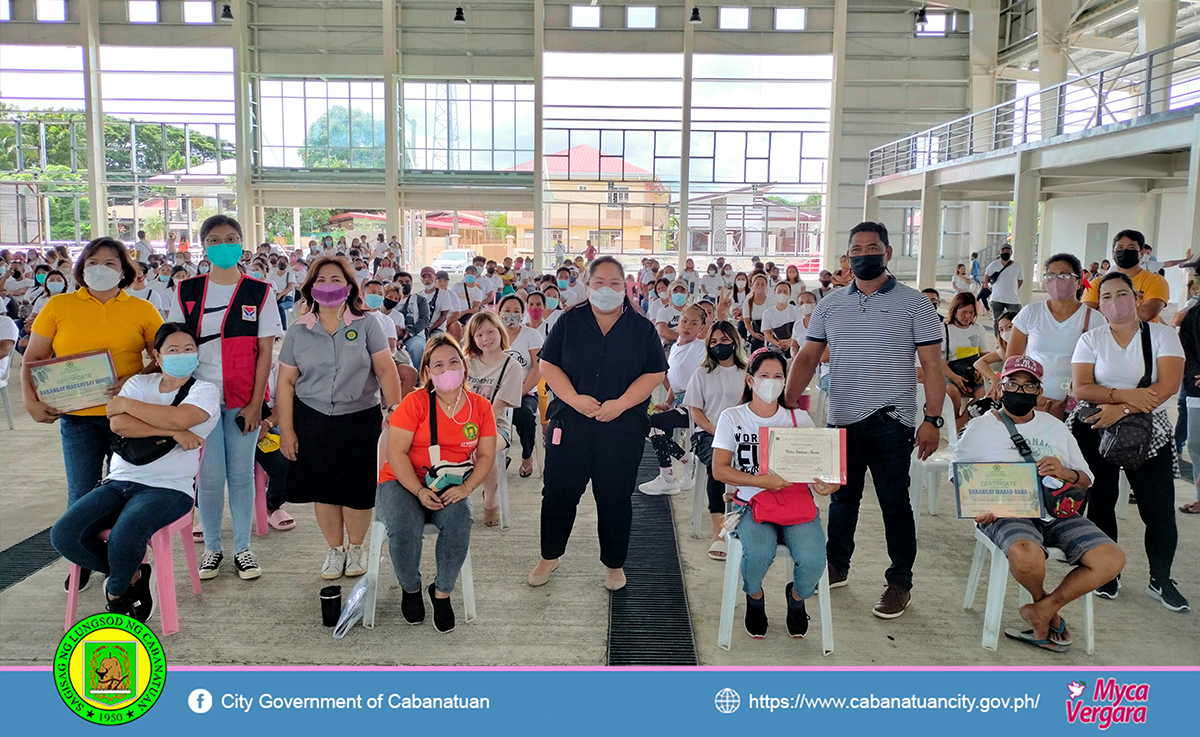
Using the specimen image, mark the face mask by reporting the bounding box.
[1045,277,1076,301]
[1113,249,1140,269]
[708,269,717,276]
[799,303,814,316]
[1001,390,1038,417]
[465,274,477,284]
[311,282,350,307]
[588,286,624,312]
[47,281,66,294]
[205,242,243,270]
[252,270,264,280]
[735,279,747,289]
[663,272,675,280]
[35,273,46,284]
[400,283,412,296]
[1000,251,1012,262]
[671,293,688,307]
[83,264,122,292]
[849,254,887,280]
[752,377,784,404]
[528,306,544,320]
[819,279,831,288]
[382,297,400,310]
[545,297,559,310]
[775,293,791,305]
[723,269,733,277]
[199,265,210,274]
[500,312,523,328]
[708,343,735,362]
[557,279,569,289]
[486,268,495,275]
[364,294,385,310]
[1099,295,1137,323]
[431,368,464,392]
[999,328,1013,341]
[161,352,200,379]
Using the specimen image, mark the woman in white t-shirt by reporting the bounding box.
[1009,253,1102,419]
[941,292,989,430]
[1070,271,1188,609]
[685,321,748,558]
[646,277,671,327]
[50,323,220,623]
[464,311,524,527]
[784,265,807,301]
[639,304,708,496]
[952,263,973,295]
[375,256,396,283]
[762,281,801,357]
[538,285,563,337]
[498,293,544,477]
[712,348,839,639]
[655,280,690,345]
[742,272,771,352]
[700,264,724,298]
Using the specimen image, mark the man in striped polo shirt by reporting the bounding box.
[785,221,946,619]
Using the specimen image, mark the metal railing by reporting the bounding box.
[868,34,1200,181]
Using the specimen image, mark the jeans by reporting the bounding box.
[277,295,294,330]
[1189,406,1200,499]
[405,334,426,367]
[513,393,539,460]
[826,410,917,590]
[60,414,115,507]
[51,480,193,598]
[737,512,826,598]
[198,407,258,553]
[990,301,1021,334]
[375,479,473,594]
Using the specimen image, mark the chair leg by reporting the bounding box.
[963,539,987,610]
[497,455,511,531]
[716,536,743,651]
[151,531,180,636]
[982,544,1008,652]
[927,471,939,516]
[460,548,477,623]
[1116,472,1130,521]
[179,527,202,594]
[1,387,13,430]
[254,464,270,536]
[691,464,708,539]
[1017,586,1033,607]
[363,519,386,629]
[64,564,82,632]
[818,567,834,656]
[1083,589,1095,656]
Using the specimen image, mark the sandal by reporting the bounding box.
[519,458,533,478]
[268,508,296,531]
[1180,501,1200,514]
[192,525,204,543]
[1049,615,1073,646]
[1004,628,1066,653]
[707,540,727,560]
[483,506,500,527]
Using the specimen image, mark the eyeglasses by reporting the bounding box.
[1000,381,1041,394]
[1042,273,1078,282]
[203,236,242,246]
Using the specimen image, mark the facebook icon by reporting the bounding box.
[188,688,214,714]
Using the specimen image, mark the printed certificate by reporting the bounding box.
[761,427,847,485]
[953,462,1042,519]
[27,349,117,413]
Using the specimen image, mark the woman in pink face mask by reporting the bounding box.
[1070,271,1188,610]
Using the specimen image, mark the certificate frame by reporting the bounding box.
[27,349,117,413]
[952,462,1043,519]
[760,427,847,485]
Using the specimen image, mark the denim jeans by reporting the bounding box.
[826,410,917,591]
[51,480,193,598]
[59,414,115,506]
[405,334,426,367]
[277,295,294,331]
[990,301,1021,335]
[375,479,473,594]
[198,407,258,553]
[737,512,826,599]
[1189,406,1200,500]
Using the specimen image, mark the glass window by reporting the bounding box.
[916,11,949,36]
[571,6,601,28]
[37,0,66,22]
[183,1,214,24]
[626,6,656,29]
[718,7,749,30]
[128,1,158,23]
[0,0,10,22]
[775,8,805,31]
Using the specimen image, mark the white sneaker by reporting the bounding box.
[321,546,346,580]
[343,544,367,577]
[639,471,682,496]
[675,453,697,490]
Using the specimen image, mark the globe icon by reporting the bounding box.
[714,688,740,714]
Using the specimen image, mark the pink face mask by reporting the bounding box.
[311,282,350,307]
[431,368,464,392]
[1045,277,1076,301]
[1099,295,1137,323]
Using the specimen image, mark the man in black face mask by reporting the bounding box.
[983,244,1024,337]
[785,221,946,620]
[951,355,1122,652]
[394,270,430,365]
[1081,229,1170,323]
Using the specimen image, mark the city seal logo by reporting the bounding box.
[463,422,479,440]
[345,329,359,341]
[55,613,166,725]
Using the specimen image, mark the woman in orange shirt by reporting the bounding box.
[375,334,496,633]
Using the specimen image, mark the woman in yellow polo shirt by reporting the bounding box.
[22,237,162,589]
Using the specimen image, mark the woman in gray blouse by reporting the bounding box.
[276,256,403,580]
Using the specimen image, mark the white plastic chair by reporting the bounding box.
[497,407,513,530]
[907,386,957,536]
[1116,472,1131,521]
[691,461,709,538]
[717,533,834,655]
[963,526,1094,654]
[0,364,13,430]
[363,518,477,628]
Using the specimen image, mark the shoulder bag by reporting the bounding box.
[944,323,982,388]
[422,389,476,492]
[1096,322,1156,470]
[996,410,1086,518]
[746,410,819,526]
[110,377,197,466]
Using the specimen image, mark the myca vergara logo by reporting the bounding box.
[1065,678,1149,729]
[54,613,167,725]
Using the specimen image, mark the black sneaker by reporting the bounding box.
[744,594,768,638]
[126,564,156,623]
[401,588,426,625]
[198,550,223,580]
[1147,578,1190,612]
[1094,575,1121,600]
[65,568,93,593]
[428,583,455,633]
[233,550,261,580]
[785,582,810,639]
[105,591,135,618]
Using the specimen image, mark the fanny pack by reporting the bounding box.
[422,389,475,492]
[110,377,196,466]
[944,324,981,385]
[1095,322,1156,470]
[997,410,1085,519]
[745,410,819,526]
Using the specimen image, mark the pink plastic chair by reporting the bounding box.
[254,463,270,536]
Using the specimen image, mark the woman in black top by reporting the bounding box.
[528,257,668,591]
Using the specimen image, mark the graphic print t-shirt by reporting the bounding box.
[712,403,815,501]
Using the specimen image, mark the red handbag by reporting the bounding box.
[745,410,818,526]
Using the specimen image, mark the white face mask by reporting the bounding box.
[588,286,624,312]
[752,378,784,403]
[775,293,791,305]
[799,303,814,316]
[83,264,122,292]
[735,279,747,288]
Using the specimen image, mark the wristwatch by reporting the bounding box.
[923,414,945,428]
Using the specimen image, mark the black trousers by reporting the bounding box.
[513,393,539,460]
[648,407,690,466]
[693,431,726,514]
[1072,421,1177,580]
[540,419,646,568]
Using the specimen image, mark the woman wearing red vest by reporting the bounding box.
[168,215,283,581]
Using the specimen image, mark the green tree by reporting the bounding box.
[485,212,515,240]
[263,207,337,242]
[300,106,385,168]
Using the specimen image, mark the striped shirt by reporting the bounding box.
[805,276,942,427]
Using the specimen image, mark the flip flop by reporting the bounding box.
[192,528,204,543]
[1004,628,1066,653]
[1179,501,1200,514]
[708,540,727,560]
[268,509,295,531]
[519,459,533,478]
[1049,616,1073,646]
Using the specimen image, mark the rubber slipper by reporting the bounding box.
[1049,616,1073,646]
[708,540,727,560]
[1179,501,1200,514]
[268,509,295,531]
[192,529,204,542]
[519,459,533,478]
[1004,628,1066,653]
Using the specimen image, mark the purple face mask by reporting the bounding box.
[311,282,350,307]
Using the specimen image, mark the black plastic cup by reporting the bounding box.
[320,585,342,627]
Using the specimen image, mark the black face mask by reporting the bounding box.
[1001,390,1038,417]
[1000,252,1012,262]
[849,254,887,280]
[819,279,831,288]
[400,283,412,296]
[708,343,735,362]
[382,298,399,310]
[1113,249,1140,269]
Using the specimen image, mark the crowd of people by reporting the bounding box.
[3,216,1194,648]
